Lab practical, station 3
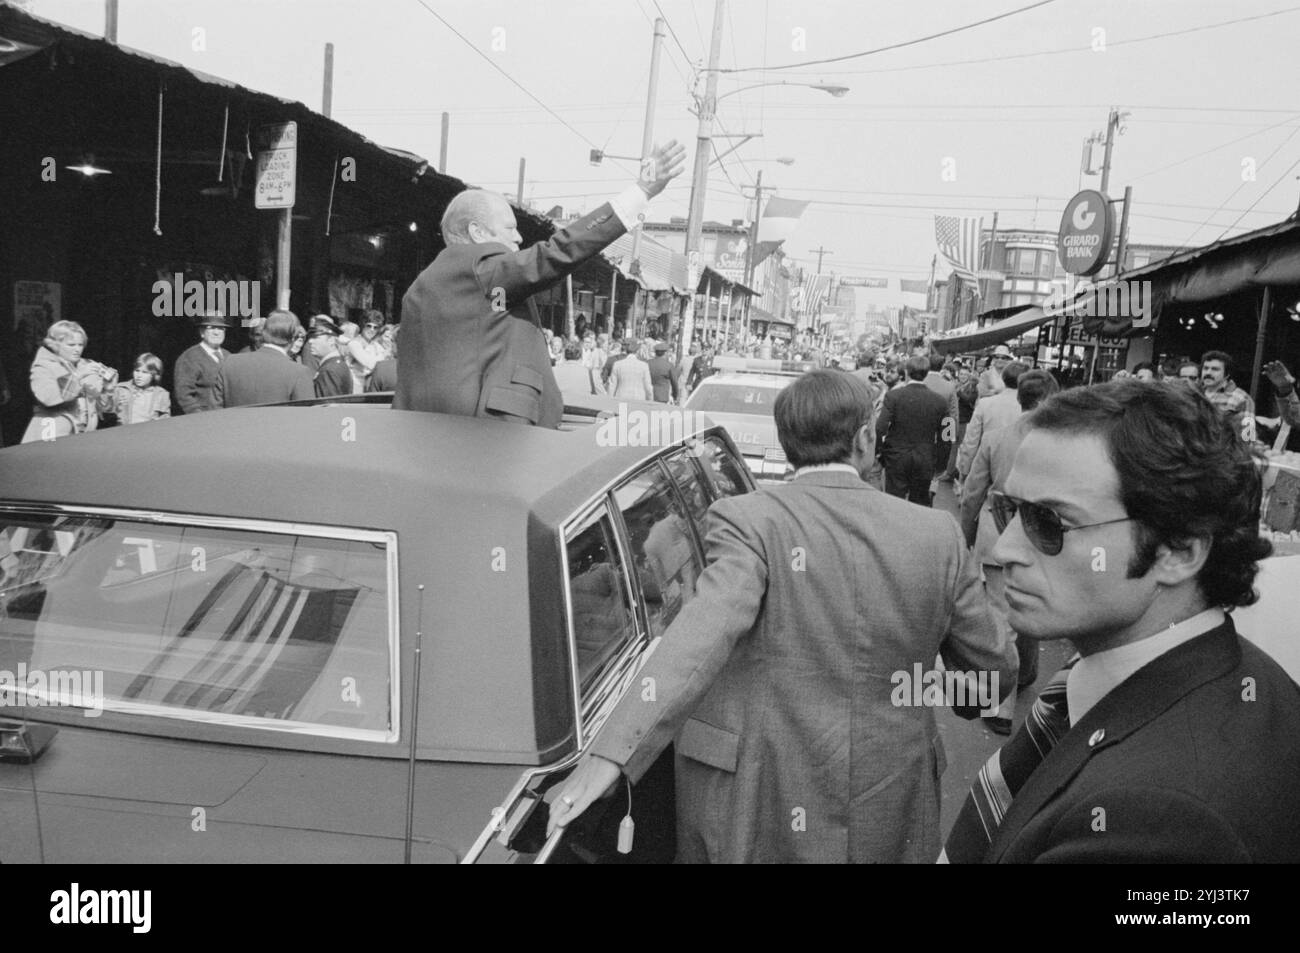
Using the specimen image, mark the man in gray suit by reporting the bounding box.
[550,370,1015,863]
[393,141,685,427]
[213,310,313,408]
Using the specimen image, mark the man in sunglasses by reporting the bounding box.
[977,379,1300,862]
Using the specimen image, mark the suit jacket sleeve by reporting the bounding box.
[291,367,314,402]
[473,203,628,311]
[212,367,227,409]
[1014,786,1251,862]
[588,499,767,784]
[876,390,896,447]
[937,515,1015,716]
[960,438,994,548]
[174,353,202,414]
[957,402,985,477]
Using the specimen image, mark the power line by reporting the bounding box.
[1130,112,1300,182]
[720,0,1061,73]
[1215,154,1300,240]
[652,0,696,72]
[1174,124,1300,251]
[800,5,1300,77]
[410,0,628,169]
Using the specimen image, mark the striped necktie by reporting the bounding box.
[940,658,1076,863]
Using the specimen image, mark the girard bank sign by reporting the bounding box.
[1057,189,1114,277]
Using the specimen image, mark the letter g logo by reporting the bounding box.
[1072,199,1096,230]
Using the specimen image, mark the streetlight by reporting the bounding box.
[679,62,849,358]
[715,81,849,103]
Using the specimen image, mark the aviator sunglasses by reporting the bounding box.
[989,491,1135,556]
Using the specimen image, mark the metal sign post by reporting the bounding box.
[255,122,298,311]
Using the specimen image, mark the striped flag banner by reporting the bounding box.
[753,196,811,268]
[794,273,832,314]
[935,215,982,292]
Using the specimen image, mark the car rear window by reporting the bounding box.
[0,510,396,742]
[686,383,780,417]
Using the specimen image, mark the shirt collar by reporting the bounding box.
[262,343,289,357]
[793,462,859,479]
[1067,606,1225,725]
[200,344,222,360]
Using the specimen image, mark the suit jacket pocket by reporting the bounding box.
[677,718,740,773]
[484,386,541,423]
[510,364,545,393]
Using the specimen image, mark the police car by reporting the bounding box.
[682,357,814,484]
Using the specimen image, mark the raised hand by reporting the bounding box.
[637,140,688,199]
[1263,360,1295,393]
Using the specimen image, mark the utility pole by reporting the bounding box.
[742,168,764,342]
[810,245,833,273]
[516,157,526,208]
[1100,107,1126,195]
[105,0,119,42]
[978,212,998,315]
[679,0,727,363]
[439,112,449,173]
[322,43,334,118]
[630,18,666,273]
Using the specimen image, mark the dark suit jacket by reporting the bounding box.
[173,344,229,414]
[590,470,1014,863]
[648,355,679,402]
[877,381,949,457]
[213,345,313,408]
[313,354,353,399]
[923,371,959,436]
[988,619,1300,863]
[366,358,397,393]
[393,203,628,427]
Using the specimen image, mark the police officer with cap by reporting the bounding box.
[307,316,352,398]
[173,311,231,414]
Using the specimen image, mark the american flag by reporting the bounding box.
[795,273,832,314]
[935,215,982,292]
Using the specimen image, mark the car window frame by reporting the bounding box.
[0,502,402,747]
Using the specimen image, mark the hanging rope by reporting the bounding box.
[325,153,339,237]
[153,79,164,236]
[217,102,229,182]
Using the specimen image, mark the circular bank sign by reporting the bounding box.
[1057,190,1114,277]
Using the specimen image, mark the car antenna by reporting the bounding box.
[403,584,426,864]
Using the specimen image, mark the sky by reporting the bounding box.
[20,0,1300,282]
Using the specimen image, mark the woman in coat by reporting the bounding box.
[21,320,116,443]
[609,339,654,402]
[112,353,172,425]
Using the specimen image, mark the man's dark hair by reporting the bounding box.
[1016,369,1059,410]
[1002,360,1029,388]
[905,355,929,381]
[1027,379,1271,607]
[563,342,582,361]
[263,310,302,347]
[774,370,875,468]
[928,353,945,372]
[1201,350,1233,376]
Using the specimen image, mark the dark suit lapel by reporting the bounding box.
[987,620,1241,861]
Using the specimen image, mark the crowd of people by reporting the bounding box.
[8,306,403,443]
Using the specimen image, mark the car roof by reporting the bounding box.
[694,372,794,389]
[0,404,667,532]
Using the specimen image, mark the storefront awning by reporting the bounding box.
[601,232,689,293]
[930,305,1051,354]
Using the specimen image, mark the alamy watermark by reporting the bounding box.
[1076,279,1153,328]
[595,403,710,455]
[890,663,1000,715]
[152,272,261,326]
[0,664,105,717]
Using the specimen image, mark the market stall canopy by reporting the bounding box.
[699,265,757,298]
[1047,215,1300,336]
[601,232,689,293]
[930,304,1050,355]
